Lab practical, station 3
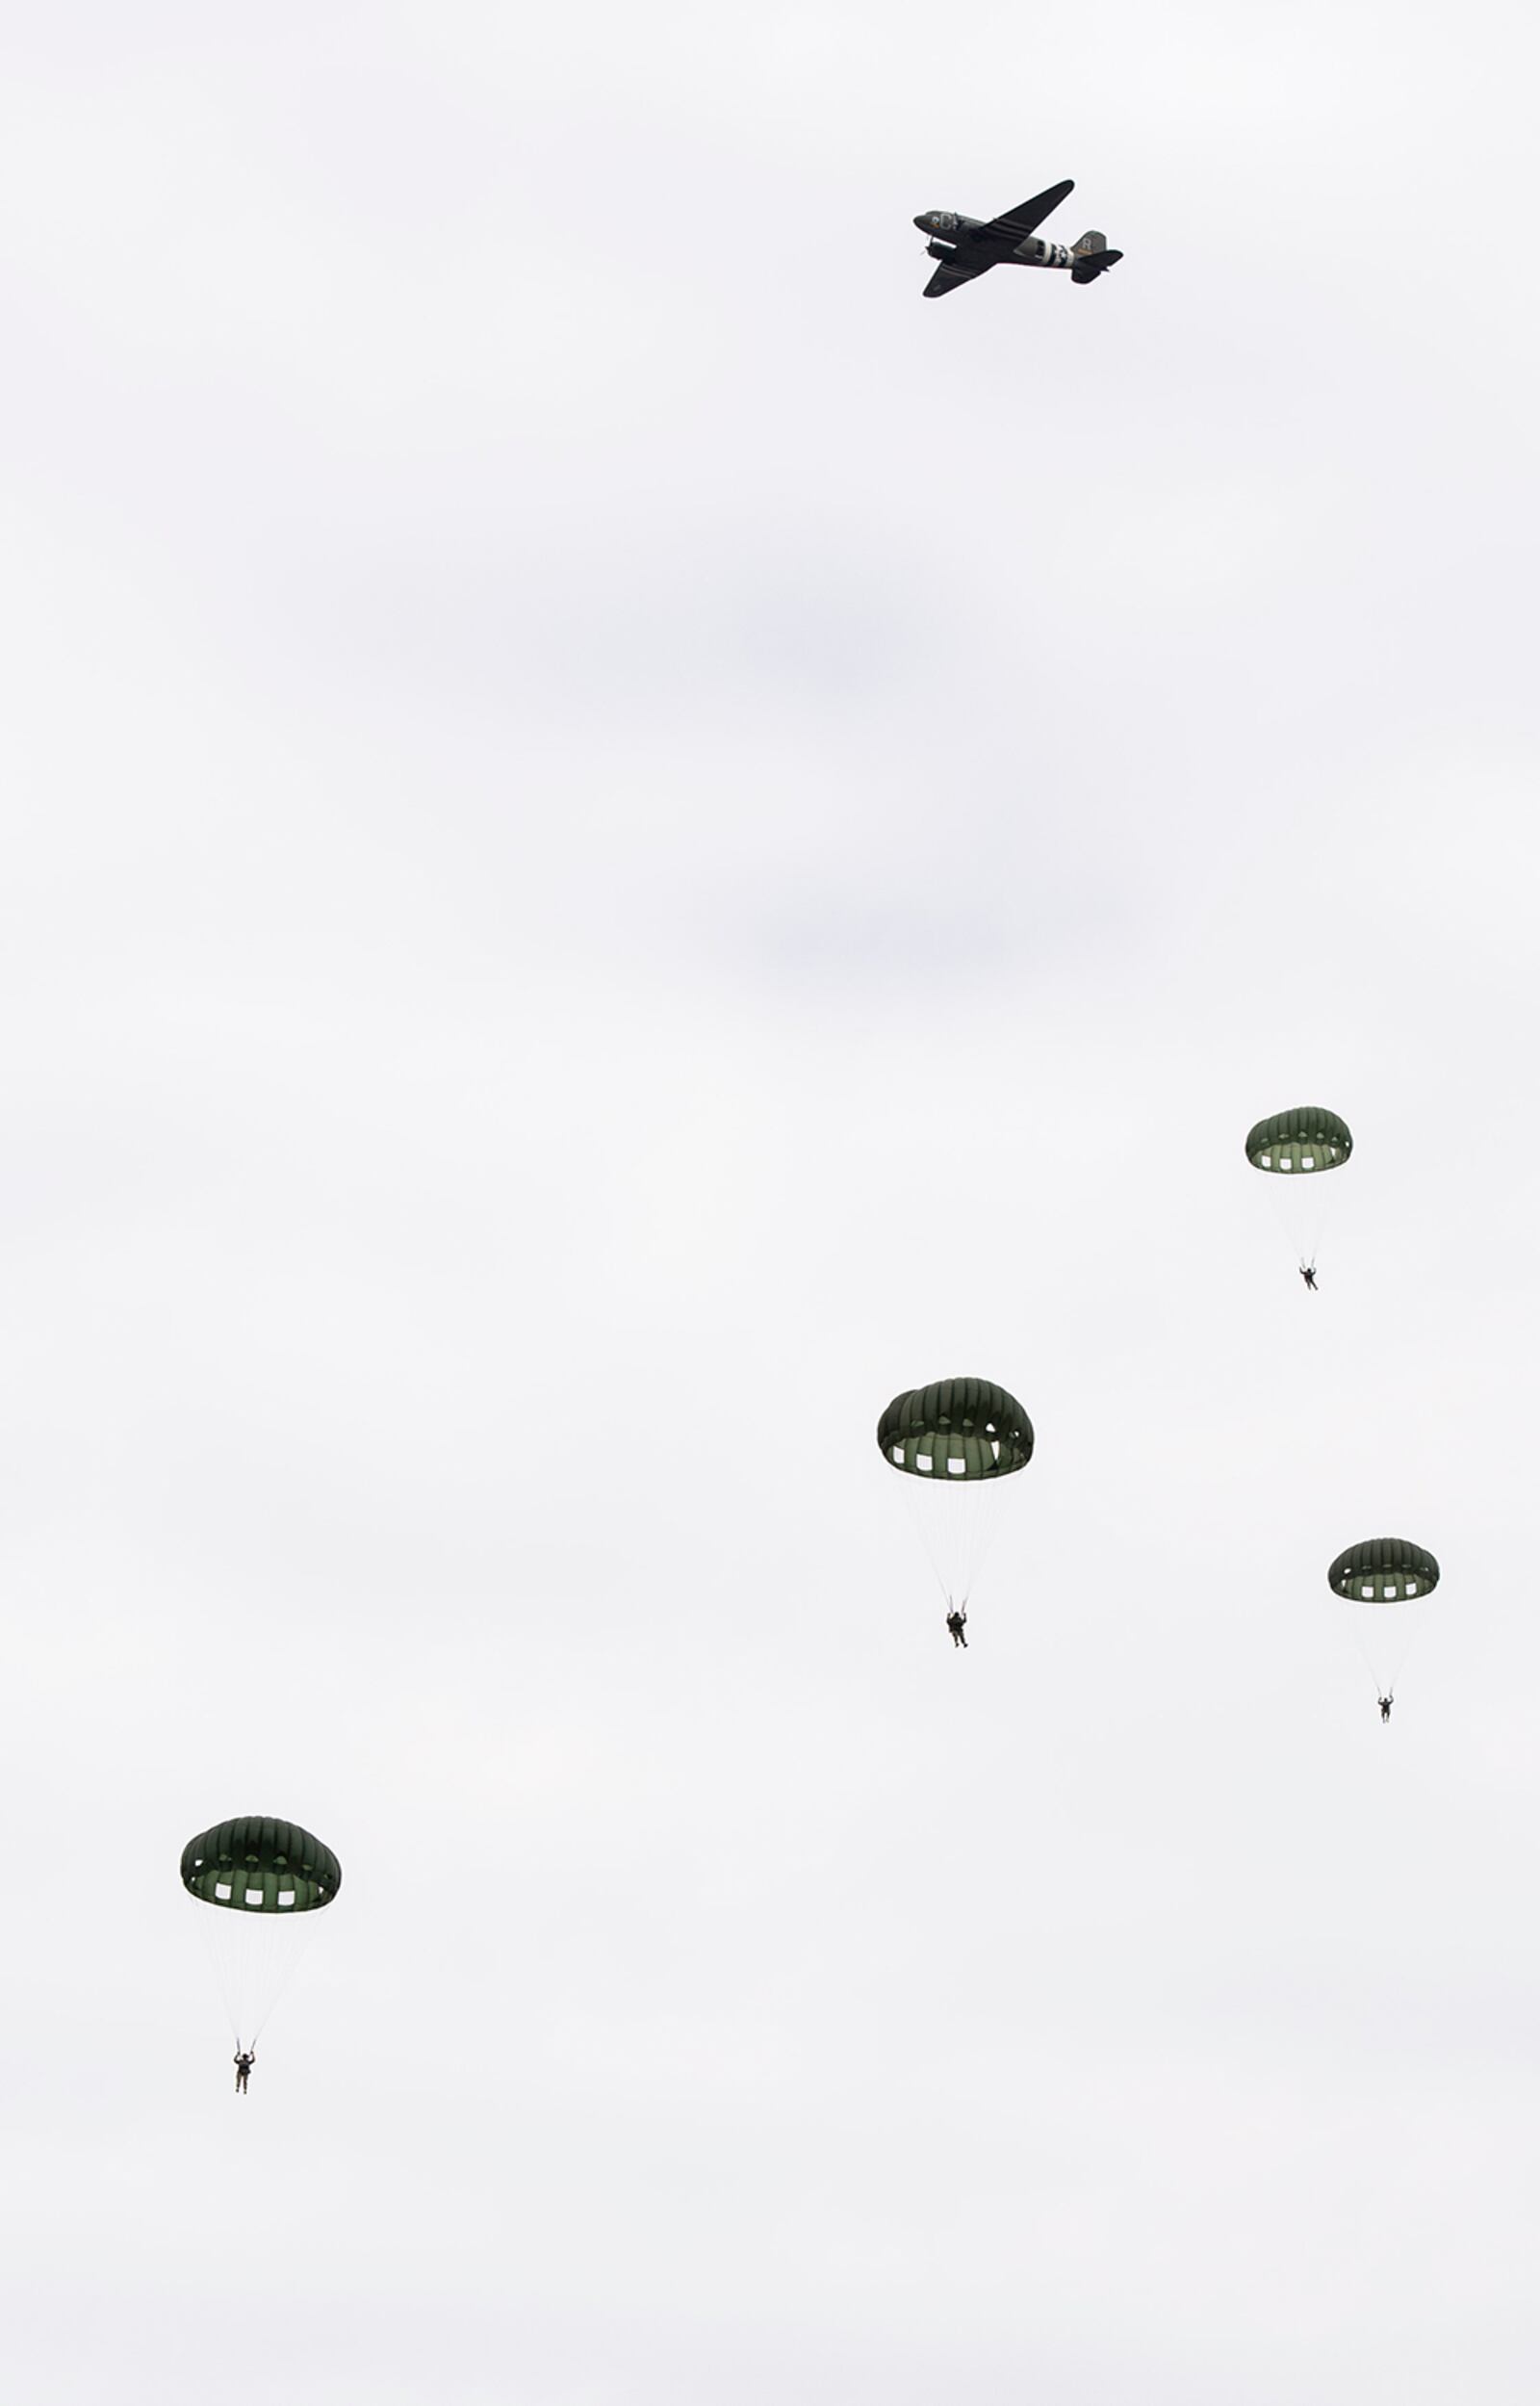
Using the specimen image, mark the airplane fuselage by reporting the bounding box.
[913,211,1073,271]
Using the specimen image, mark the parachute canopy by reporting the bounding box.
[181,1817,341,1914]
[877,1378,1033,1480]
[1245,1107,1352,1174]
[1327,1539,1440,1603]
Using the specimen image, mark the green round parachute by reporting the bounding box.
[1327,1539,1440,1603]
[877,1378,1034,1480]
[1245,1107,1352,1174]
[181,1817,342,1914]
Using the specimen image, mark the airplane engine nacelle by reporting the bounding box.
[926,241,954,262]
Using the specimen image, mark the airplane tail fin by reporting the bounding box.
[1069,233,1121,283]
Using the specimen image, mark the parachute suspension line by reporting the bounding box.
[958,1477,1007,1606]
[903,1474,960,1606]
[250,1917,317,2046]
[1348,1615,1385,1700]
[195,1904,317,2049]
[196,1903,250,2047]
[1356,1605,1431,1704]
[1263,1173,1332,1279]
[901,1472,1010,1610]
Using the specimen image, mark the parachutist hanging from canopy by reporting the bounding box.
[877,1378,1034,1636]
[1246,1107,1352,1282]
[181,1817,342,2079]
[1326,1540,1440,1719]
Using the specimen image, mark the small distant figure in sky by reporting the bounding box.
[945,1608,967,1649]
[1299,1263,1319,1292]
[234,2048,256,2095]
[1378,1694,1394,1723]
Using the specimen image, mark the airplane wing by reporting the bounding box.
[923,254,992,298]
[983,179,1074,246]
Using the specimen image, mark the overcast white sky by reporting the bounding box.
[4,4,1540,2399]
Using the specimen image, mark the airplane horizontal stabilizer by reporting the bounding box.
[1070,247,1121,283]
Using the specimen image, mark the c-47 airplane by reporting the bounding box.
[913,179,1121,298]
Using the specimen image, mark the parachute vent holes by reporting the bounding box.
[244,1889,264,1907]
[277,1891,295,1909]
[916,1453,933,1472]
[215,1882,232,1902]
[947,1459,966,1476]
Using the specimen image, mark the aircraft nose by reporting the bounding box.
[912,214,930,231]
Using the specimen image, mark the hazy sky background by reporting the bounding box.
[4,4,1540,2399]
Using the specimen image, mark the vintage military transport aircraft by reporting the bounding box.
[913,180,1121,298]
